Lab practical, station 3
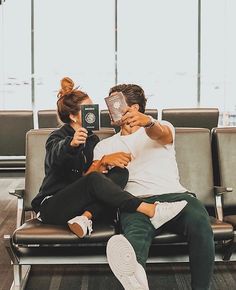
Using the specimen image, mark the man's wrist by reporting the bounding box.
[143,115,157,129]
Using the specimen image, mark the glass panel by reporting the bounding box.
[0,0,31,109]
[117,0,198,112]
[201,0,236,126]
[34,0,115,110]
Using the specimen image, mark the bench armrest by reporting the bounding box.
[9,189,26,227]
[214,186,233,222]
[214,186,233,196]
[9,189,25,198]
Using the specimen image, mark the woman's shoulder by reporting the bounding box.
[49,124,73,137]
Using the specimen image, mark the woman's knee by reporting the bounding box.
[86,171,104,183]
[106,167,129,189]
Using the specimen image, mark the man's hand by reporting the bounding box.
[70,127,88,147]
[84,152,131,176]
[121,107,151,128]
[101,152,132,168]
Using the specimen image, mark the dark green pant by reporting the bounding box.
[120,192,215,290]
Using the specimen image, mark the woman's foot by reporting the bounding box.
[67,215,93,238]
[150,200,187,229]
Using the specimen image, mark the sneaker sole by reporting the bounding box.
[68,222,85,238]
[107,235,145,290]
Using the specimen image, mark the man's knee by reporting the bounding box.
[187,213,213,240]
[121,212,155,266]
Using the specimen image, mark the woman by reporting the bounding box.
[31,77,186,238]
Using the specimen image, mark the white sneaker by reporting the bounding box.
[107,235,149,290]
[150,200,187,229]
[67,216,93,238]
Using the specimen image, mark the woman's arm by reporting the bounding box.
[46,134,82,168]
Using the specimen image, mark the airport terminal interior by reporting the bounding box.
[1,1,236,289]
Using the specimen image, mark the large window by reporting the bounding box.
[117,0,198,111]
[0,0,31,109]
[201,0,236,125]
[0,0,236,126]
[34,0,115,110]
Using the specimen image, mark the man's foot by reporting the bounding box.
[67,216,93,238]
[107,235,149,290]
[150,200,187,229]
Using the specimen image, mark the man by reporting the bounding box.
[94,84,215,290]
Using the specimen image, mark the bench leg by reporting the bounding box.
[10,265,31,290]
[4,235,31,290]
[223,236,236,261]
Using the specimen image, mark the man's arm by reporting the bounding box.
[144,119,173,145]
[121,107,173,145]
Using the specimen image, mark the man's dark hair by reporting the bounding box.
[109,84,147,113]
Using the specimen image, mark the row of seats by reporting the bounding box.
[0,111,33,171]
[38,108,219,130]
[4,126,236,289]
[0,108,219,171]
[39,108,219,131]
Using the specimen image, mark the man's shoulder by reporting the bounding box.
[159,119,174,128]
[159,120,175,135]
[97,132,119,146]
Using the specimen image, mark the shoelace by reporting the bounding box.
[156,202,172,218]
[87,220,93,236]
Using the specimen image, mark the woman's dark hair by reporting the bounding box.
[57,77,89,123]
[109,84,147,113]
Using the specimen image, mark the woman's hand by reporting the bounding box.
[70,127,88,147]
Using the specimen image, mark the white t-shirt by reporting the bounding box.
[93,121,186,197]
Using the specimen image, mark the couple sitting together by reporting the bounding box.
[31,77,215,290]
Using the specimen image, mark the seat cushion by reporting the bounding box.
[13,215,233,247]
[210,216,233,240]
[13,218,116,246]
[152,216,233,244]
[224,215,236,229]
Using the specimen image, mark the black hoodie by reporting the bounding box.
[31,124,99,213]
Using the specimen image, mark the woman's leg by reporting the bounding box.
[39,171,142,225]
[105,167,129,189]
[84,167,130,220]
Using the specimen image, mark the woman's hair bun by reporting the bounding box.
[57,77,74,98]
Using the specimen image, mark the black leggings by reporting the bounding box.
[39,168,142,225]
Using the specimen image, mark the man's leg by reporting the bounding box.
[163,193,215,290]
[106,211,155,289]
[109,193,214,290]
[120,211,156,268]
[107,234,150,290]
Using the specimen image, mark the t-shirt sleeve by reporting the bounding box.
[159,120,175,141]
[93,140,107,161]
